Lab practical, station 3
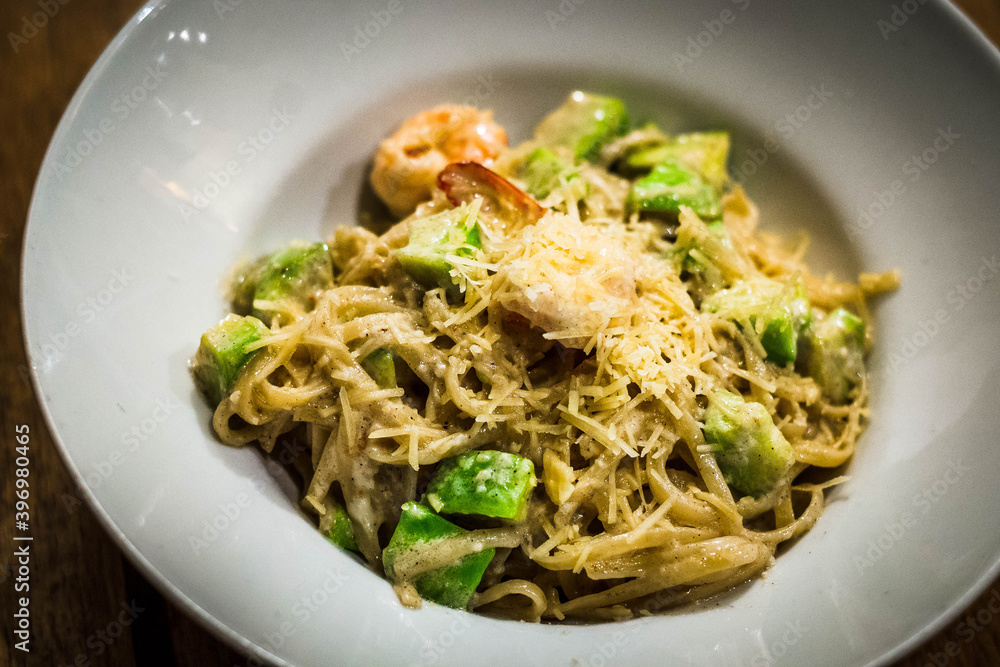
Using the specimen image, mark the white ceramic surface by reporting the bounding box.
[22,1,1000,665]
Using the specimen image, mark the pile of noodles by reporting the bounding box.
[211,138,899,622]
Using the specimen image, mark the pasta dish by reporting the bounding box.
[191,92,899,621]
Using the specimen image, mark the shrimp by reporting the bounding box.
[493,212,637,349]
[370,105,508,218]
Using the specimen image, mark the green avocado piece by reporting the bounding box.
[361,348,397,389]
[193,314,268,405]
[701,278,811,366]
[250,242,334,324]
[628,159,722,220]
[424,450,536,522]
[804,308,866,404]
[322,501,359,552]
[230,258,266,316]
[704,390,795,497]
[676,220,732,273]
[396,204,481,296]
[534,92,629,163]
[624,131,730,187]
[521,147,585,200]
[382,502,495,609]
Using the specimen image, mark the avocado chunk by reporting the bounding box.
[424,450,536,522]
[361,348,397,389]
[395,204,481,296]
[230,258,266,316]
[247,242,334,325]
[672,219,742,291]
[534,92,629,163]
[192,314,268,405]
[703,390,794,497]
[701,278,811,366]
[383,502,495,609]
[804,308,866,404]
[628,159,722,220]
[521,147,585,200]
[623,131,730,187]
[321,500,359,552]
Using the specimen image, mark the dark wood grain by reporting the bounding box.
[1,1,150,665]
[0,1,998,666]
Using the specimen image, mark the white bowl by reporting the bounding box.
[22,1,1000,665]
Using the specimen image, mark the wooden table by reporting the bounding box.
[2,1,999,665]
